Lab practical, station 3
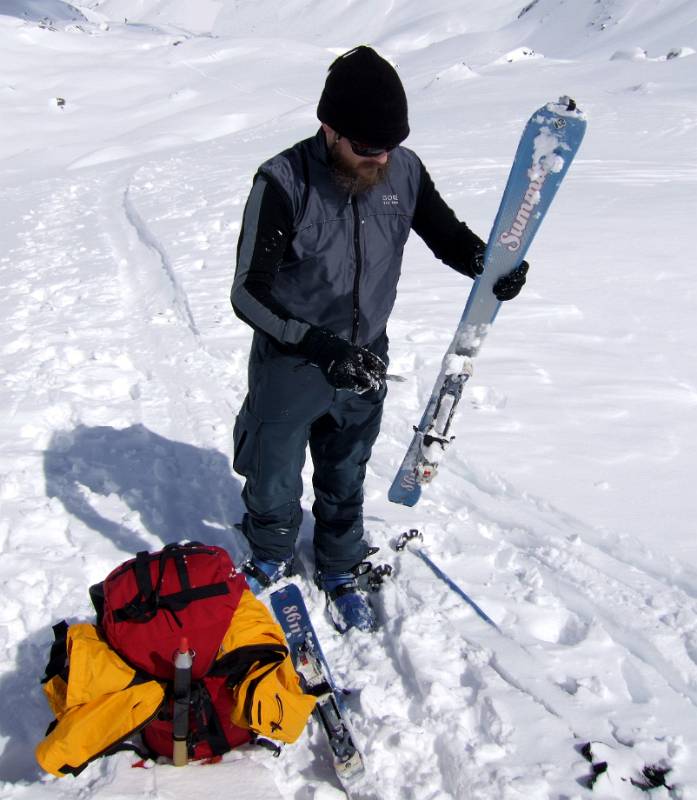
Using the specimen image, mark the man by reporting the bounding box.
[231,46,528,633]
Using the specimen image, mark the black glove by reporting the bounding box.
[451,244,485,279]
[470,247,485,277]
[493,260,529,301]
[299,327,386,394]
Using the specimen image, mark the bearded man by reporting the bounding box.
[230,46,527,632]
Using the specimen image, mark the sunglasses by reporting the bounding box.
[343,138,396,158]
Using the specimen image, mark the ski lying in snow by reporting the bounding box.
[389,96,587,506]
[270,583,365,785]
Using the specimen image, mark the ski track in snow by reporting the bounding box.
[1,3,697,799]
[121,175,201,338]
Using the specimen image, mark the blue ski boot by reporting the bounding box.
[316,570,377,634]
[242,555,293,595]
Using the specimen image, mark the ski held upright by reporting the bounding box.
[389,97,587,506]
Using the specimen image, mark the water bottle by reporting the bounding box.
[172,637,193,766]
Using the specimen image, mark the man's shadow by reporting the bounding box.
[44,423,247,558]
[0,423,247,782]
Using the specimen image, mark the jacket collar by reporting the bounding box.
[309,127,331,166]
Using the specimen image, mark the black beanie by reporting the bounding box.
[317,46,409,149]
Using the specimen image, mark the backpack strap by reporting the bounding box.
[114,545,231,625]
[89,582,105,623]
[134,550,155,599]
[41,621,69,684]
[251,734,282,757]
[209,643,287,686]
[57,742,154,777]
[190,682,231,757]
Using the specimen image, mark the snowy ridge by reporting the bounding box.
[1,0,697,798]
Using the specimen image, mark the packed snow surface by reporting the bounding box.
[1,0,696,798]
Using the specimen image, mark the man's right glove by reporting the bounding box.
[298,327,387,394]
[493,260,529,301]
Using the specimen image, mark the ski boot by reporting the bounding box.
[317,548,393,633]
[242,555,293,595]
[315,568,378,634]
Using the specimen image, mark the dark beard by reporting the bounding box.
[329,142,390,195]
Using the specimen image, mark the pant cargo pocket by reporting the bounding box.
[233,402,261,480]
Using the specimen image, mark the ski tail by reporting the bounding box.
[270,583,366,784]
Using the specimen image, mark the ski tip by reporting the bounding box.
[547,95,587,121]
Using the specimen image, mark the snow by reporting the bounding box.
[1,0,696,798]
[531,128,565,177]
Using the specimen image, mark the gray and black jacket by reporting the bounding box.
[231,128,484,351]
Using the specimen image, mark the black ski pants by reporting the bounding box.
[232,332,387,573]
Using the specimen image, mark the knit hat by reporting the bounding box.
[317,46,409,149]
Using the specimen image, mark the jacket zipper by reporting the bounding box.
[350,196,363,344]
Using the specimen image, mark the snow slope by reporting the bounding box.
[1,1,696,798]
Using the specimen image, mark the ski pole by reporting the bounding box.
[395,529,501,632]
[172,637,192,767]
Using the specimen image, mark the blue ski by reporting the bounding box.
[270,583,365,784]
[389,96,587,506]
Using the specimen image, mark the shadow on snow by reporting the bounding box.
[43,423,246,557]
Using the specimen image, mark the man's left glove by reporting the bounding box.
[471,248,485,277]
[493,260,529,301]
[298,327,387,394]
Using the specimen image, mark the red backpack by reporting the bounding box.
[93,542,246,680]
[89,543,255,760]
[37,542,316,777]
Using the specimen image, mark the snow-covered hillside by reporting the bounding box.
[1,1,696,798]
